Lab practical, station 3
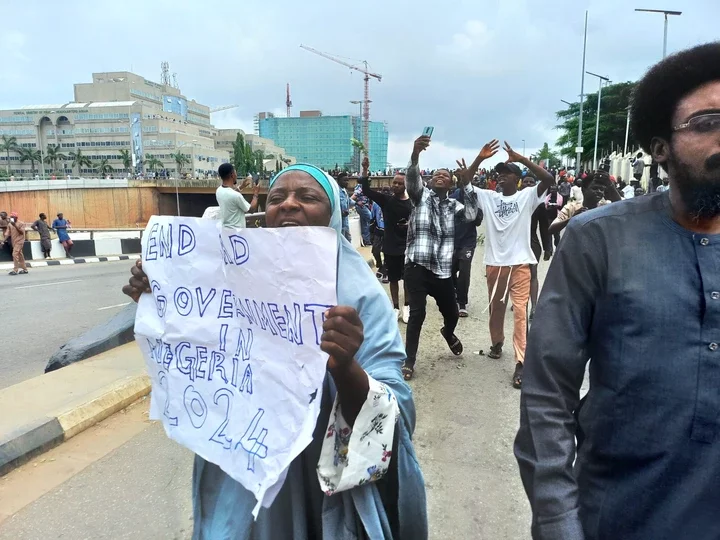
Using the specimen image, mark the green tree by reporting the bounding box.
[95,158,114,176]
[254,149,266,175]
[230,133,258,176]
[18,147,42,176]
[556,81,636,163]
[532,142,562,169]
[171,151,191,175]
[275,159,281,172]
[145,154,164,171]
[119,148,132,171]
[69,149,92,177]
[0,135,18,174]
[44,144,68,175]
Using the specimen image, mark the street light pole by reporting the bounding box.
[576,11,589,173]
[635,9,682,59]
[522,139,526,156]
[586,71,611,170]
[623,106,631,155]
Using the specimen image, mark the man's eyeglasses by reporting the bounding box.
[673,113,720,134]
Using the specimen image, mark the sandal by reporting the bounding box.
[402,363,414,381]
[7,271,17,276]
[441,327,463,356]
[512,362,523,389]
[487,343,503,359]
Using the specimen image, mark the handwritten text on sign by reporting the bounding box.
[134,216,338,511]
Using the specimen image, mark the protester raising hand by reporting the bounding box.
[411,136,431,164]
[503,140,555,196]
[455,139,500,185]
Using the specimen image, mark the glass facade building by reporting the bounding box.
[258,113,388,172]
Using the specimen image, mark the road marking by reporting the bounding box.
[14,279,82,290]
[97,302,131,311]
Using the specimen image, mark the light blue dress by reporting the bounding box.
[192,165,427,539]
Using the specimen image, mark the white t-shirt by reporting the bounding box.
[476,187,546,266]
[622,185,635,199]
[215,186,252,228]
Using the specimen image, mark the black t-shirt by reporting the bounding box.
[358,177,413,256]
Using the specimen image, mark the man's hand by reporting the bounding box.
[456,139,500,185]
[121,260,150,303]
[321,306,364,374]
[361,156,369,175]
[503,141,526,164]
[238,178,251,191]
[253,183,260,197]
[411,136,431,163]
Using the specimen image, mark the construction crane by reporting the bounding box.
[286,83,293,117]
[300,44,382,156]
[210,105,239,114]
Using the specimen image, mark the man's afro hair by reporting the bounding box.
[631,42,720,153]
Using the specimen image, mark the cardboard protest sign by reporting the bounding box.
[134,216,338,513]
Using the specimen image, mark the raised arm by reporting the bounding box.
[249,183,260,213]
[358,157,390,207]
[407,136,431,204]
[454,139,500,221]
[515,219,603,540]
[503,142,555,196]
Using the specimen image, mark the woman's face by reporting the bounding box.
[265,171,332,228]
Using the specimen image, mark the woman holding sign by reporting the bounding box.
[123,164,427,539]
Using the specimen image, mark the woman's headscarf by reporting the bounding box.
[194,165,427,539]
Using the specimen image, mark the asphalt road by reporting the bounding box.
[0,238,551,539]
[1,261,135,390]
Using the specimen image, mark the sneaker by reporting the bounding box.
[8,271,17,276]
[18,269,28,274]
[458,305,468,318]
[394,308,401,321]
[512,362,524,389]
[376,271,384,279]
[382,275,389,284]
[402,305,410,324]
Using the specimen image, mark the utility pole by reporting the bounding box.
[576,11,589,172]
[586,71,611,170]
[635,9,682,58]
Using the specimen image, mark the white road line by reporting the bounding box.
[14,279,83,290]
[97,302,131,311]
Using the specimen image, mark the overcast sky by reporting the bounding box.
[2,0,718,168]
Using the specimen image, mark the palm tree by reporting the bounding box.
[44,144,67,175]
[18,147,42,176]
[95,158,114,176]
[119,149,132,171]
[0,135,18,174]
[170,151,191,176]
[145,155,164,172]
[69,150,92,177]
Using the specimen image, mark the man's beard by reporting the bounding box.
[670,153,720,222]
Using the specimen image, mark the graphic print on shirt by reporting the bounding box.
[495,200,520,219]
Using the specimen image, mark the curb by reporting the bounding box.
[0,254,139,271]
[0,374,151,476]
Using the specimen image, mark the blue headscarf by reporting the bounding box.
[193,165,427,539]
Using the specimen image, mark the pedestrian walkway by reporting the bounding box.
[0,254,140,271]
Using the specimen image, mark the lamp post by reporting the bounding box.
[522,139,526,156]
[350,100,365,171]
[575,10,589,173]
[635,8,682,58]
[586,71,611,170]
[623,106,631,155]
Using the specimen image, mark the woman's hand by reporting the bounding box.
[321,306,364,373]
[121,259,151,303]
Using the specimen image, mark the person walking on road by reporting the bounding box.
[358,159,413,322]
[473,143,554,389]
[7,212,28,275]
[0,211,11,258]
[515,43,720,540]
[402,134,496,380]
[449,179,484,317]
[51,213,73,259]
[336,172,354,242]
[215,163,259,228]
[31,213,52,259]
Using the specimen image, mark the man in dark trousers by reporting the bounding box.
[402,135,499,380]
[358,157,413,322]
[450,180,483,317]
[515,43,720,540]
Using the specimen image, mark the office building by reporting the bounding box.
[0,71,230,178]
[257,111,388,172]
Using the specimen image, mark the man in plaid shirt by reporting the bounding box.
[402,135,500,380]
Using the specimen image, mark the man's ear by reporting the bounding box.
[650,137,670,167]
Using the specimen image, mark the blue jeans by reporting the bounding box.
[357,205,372,244]
[342,217,351,242]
